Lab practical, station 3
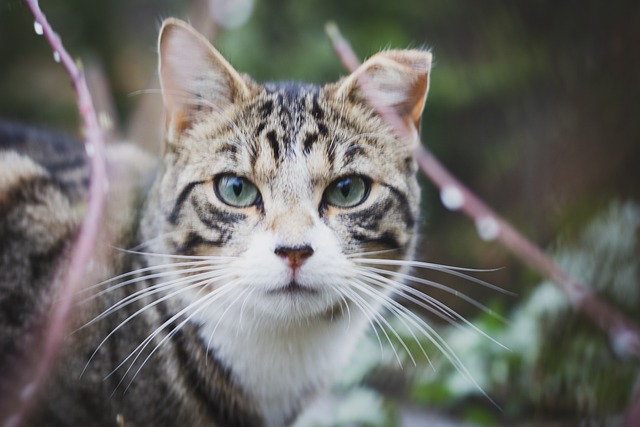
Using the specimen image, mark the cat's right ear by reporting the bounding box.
[158,18,251,142]
[335,49,432,140]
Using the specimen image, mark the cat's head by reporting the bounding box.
[142,18,431,322]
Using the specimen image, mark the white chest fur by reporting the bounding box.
[196,297,369,427]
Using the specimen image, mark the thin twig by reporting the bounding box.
[4,2,108,426]
[325,22,640,359]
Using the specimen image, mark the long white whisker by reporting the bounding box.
[114,248,237,261]
[238,287,256,333]
[346,248,400,258]
[350,280,426,368]
[80,264,226,300]
[206,287,252,353]
[336,288,352,328]
[359,270,508,350]
[81,271,233,330]
[353,278,499,408]
[339,287,385,358]
[125,230,184,251]
[341,286,406,368]
[352,258,512,295]
[120,282,240,392]
[361,266,509,323]
[81,273,231,377]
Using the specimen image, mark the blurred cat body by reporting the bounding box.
[0,19,430,427]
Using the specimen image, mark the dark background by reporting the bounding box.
[1,0,639,424]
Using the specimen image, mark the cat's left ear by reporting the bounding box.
[336,49,432,134]
[158,18,252,141]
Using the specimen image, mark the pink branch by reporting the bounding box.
[4,2,108,426]
[325,23,640,358]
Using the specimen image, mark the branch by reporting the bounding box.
[325,22,640,359]
[4,2,108,426]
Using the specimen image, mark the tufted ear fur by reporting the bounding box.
[336,49,432,134]
[158,18,251,142]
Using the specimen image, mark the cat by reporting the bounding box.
[0,18,433,427]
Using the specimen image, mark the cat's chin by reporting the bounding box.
[266,280,319,296]
[252,284,348,323]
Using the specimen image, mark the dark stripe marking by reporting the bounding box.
[175,232,225,253]
[380,183,416,228]
[172,324,264,427]
[352,231,403,250]
[312,95,324,120]
[259,100,273,119]
[191,197,244,240]
[302,132,318,155]
[168,181,203,225]
[266,131,280,161]
[317,122,328,137]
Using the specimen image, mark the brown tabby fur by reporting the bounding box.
[0,19,430,427]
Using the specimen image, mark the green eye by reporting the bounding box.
[215,175,260,208]
[324,176,370,208]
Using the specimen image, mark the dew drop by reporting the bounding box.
[476,216,500,241]
[612,329,639,359]
[440,185,464,211]
[85,143,94,157]
[34,21,44,36]
[20,382,37,400]
[53,51,60,63]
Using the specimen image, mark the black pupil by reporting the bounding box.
[337,179,351,198]
[232,179,243,196]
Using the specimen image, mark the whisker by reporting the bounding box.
[357,270,508,350]
[238,287,256,333]
[350,280,428,368]
[340,287,407,368]
[351,279,499,408]
[345,248,399,258]
[113,248,237,261]
[335,288,353,329]
[352,258,513,295]
[339,287,386,360]
[80,263,226,299]
[81,271,233,330]
[126,230,184,251]
[81,273,231,377]
[361,266,509,323]
[119,282,240,392]
[206,286,252,354]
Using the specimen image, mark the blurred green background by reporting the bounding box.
[1,0,639,425]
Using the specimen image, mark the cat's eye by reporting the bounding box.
[324,175,370,208]
[215,175,260,208]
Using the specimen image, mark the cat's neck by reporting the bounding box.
[191,293,369,427]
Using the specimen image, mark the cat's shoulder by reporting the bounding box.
[0,120,89,204]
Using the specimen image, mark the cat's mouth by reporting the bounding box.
[268,280,318,295]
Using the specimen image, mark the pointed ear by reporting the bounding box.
[158,18,251,139]
[336,49,432,133]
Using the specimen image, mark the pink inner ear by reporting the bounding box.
[346,50,431,132]
[158,20,250,135]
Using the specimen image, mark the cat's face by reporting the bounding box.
[143,19,430,323]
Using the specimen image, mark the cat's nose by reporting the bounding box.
[275,245,314,269]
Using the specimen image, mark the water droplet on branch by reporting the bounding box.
[33,21,44,35]
[476,216,500,241]
[440,185,464,210]
[53,51,60,63]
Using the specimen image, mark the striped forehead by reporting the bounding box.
[249,82,326,161]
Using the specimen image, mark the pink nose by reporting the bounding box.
[274,245,314,269]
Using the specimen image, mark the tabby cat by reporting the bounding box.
[0,18,432,426]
